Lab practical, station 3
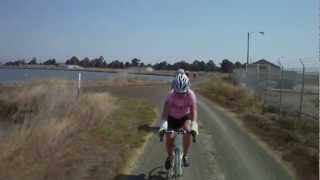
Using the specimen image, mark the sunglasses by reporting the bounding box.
[175,91,187,95]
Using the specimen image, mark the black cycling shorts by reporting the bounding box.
[167,115,189,130]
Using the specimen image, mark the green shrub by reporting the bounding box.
[262,105,278,113]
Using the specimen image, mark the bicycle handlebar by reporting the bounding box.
[159,130,197,143]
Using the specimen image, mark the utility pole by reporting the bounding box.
[278,61,283,115]
[246,32,250,72]
[245,32,264,72]
[299,59,305,118]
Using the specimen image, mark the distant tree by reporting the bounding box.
[220,59,234,73]
[43,58,57,65]
[234,61,242,69]
[79,57,91,67]
[90,58,96,67]
[98,56,106,67]
[199,60,206,71]
[140,62,145,67]
[66,56,80,65]
[191,60,200,71]
[125,61,130,68]
[5,59,26,66]
[153,61,169,70]
[4,61,12,65]
[131,58,141,67]
[28,57,37,65]
[108,60,120,68]
[206,60,216,71]
[172,61,189,70]
[19,59,26,65]
[191,60,206,71]
[90,56,106,67]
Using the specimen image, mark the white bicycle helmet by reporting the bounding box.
[176,68,185,75]
[172,73,190,93]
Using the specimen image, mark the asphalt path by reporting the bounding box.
[108,84,293,180]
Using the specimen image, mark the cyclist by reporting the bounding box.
[159,73,199,170]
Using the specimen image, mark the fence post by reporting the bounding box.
[278,61,283,115]
[77,72,81,97]
[299,59,305,118]
[257,63,260,81]
[266,64,271,99]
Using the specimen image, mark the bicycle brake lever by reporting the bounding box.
[159,132,164,142]
[191,131,197,143]
[192,136,196,143]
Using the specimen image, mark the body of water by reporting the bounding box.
[0,68,173,83]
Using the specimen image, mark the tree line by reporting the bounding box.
[3,56,246,73]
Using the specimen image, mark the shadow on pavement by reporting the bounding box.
[115,173,146,180]
[115,166,168,180]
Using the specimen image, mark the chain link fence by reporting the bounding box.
[231,58,319,120]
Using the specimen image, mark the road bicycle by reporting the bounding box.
[160,129,196,180]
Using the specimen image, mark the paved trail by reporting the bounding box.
[108,85,293,180]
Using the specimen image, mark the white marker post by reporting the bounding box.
[77,72,81,97]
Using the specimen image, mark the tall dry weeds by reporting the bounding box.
[196,76,319,180]
[0,80,114,180]
[195,77,261,113]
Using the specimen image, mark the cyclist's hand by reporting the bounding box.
[191,121,199,135]
[159,120,168,134]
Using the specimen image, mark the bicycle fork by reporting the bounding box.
[174,133,184,177]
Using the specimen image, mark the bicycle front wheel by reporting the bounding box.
[174,149,182,179]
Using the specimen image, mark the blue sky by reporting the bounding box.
[0,0,318,65]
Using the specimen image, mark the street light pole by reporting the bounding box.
[278,60,284,115]
[246,32,264,72]
[246,32,250,66]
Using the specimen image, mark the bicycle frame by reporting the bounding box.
[160,129,196,179]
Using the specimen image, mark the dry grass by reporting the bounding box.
[195,75,319,180]
[241,113,319,180]
[0,80,156,180]
[0,80,114,180]
[195,76,262,113]
[84,78,166,88]
[88,97,156,180]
